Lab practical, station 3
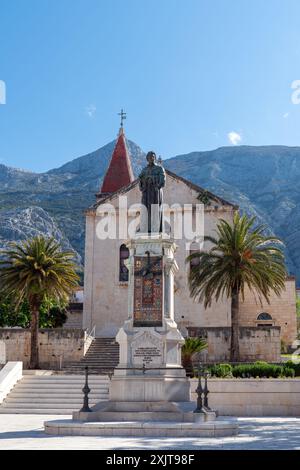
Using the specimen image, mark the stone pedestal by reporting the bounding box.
[110,233,190,403]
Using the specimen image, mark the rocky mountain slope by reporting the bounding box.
[0,142,299,283]
[164,145,300,279]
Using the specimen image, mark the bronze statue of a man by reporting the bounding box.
[139,151,166,233]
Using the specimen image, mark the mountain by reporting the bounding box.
[0,142,299,283]
[0,140,146,265]
[164,145,300,279]
[0,206,81,265]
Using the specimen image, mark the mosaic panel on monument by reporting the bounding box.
[133,255,163,327]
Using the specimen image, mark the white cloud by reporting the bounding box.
[283,112,289,119]
[85,104,96,118]
[228,131,242,146]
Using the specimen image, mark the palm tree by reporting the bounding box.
[0,236,79,369]
[187,213,286,362]
[181,337,207,377]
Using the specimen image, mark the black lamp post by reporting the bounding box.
[80,366,92,413]
[203,370,211,410]
[193,364,204,413]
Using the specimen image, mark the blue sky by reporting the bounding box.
[1,0,300,172]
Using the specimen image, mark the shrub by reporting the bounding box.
[181,337,207,377]
[284,361,300,377]
[231,361,295,378]
[282,367,295,378]
[209,363,232,378]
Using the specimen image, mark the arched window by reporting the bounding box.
[189,242,200,270]
[257,312,273,321]
[256,312,274,327]
[119,244,129,282]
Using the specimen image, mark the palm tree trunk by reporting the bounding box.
[230,285,240,362]
[29,302,40,369]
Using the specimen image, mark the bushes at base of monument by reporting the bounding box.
[202,361,299,378]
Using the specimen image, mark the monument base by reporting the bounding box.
[109,375,190,402]
[44,417,239,437]
[44,399,239,437]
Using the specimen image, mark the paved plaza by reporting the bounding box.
[0,415,299,450]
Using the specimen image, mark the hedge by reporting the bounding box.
[207,361,298,378]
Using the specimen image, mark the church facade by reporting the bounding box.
[83,128,297,361]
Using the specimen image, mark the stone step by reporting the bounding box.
[0,408,76,414]
[84,354,118,357]
[15,387,108,393]
[66,337,120,371]
[21,375,109,380]
[1,402,101,409]
[18,378,108,382]
[44,419,239,436]
[0,372,110,415]
[63,370,113,375]
[22,375,108,385]
[82,357,119,359]
[5,397,108,404]
[85,348,118,351]
[74,363,117,366]
[9,393,108,399]
[19,382,109,387]
[77,361,118,364]
[69,356,118,359]
[82,360,118,363]
[20,378,109,383]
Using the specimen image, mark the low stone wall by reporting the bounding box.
[189,326,281,362]
[0,329,86,369]
[0,362,22,403]
[191,378,300,416]
[0,341,5,364]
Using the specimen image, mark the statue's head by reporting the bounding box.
[146,151,156,165]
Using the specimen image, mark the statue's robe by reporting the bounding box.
[139,164,166,233]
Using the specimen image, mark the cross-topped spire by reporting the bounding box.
[118,108,127,128]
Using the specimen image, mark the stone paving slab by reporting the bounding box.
[0,415,300,450]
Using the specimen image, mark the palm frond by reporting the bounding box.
[187,212,287,307]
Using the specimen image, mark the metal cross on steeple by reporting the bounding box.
[118,109,127,128]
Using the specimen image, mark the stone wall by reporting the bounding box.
[0,341,5,364]
[0,329,86,369]
[190,378,300,416]
[189,326,281,362]
[238,277,297,346]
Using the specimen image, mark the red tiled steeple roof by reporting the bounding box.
[100,128,134,194]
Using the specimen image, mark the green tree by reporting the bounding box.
[296,297,300,319]
[0,295,68,328]
[187,213,286,362]
[0,236,79,368]
[181,337,207,377]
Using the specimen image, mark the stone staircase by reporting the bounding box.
[64,337,120,374]
[0,374,109,414]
